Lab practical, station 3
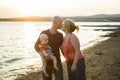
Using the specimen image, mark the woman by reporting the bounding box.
[61,19,86,80]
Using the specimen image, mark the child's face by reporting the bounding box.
[40,36,48,44]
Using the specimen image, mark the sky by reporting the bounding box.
[0,0,120,18]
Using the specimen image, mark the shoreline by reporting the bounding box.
[83,27,120,80]
[3,26,120,80]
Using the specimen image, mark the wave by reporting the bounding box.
[5,58,21,63]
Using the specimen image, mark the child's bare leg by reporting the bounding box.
[42,59,49,77]
[50,55,59,70]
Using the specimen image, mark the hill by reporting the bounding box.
[63,14,120,22]
[0,14,120,22]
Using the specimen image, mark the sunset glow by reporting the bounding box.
[0,0,120,17]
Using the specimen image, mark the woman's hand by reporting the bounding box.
[71,64,77,72]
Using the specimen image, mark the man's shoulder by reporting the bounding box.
[41,29,49,34]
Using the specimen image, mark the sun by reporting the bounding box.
[13,0,44,16]
[18,6,38,16]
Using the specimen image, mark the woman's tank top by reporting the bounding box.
[61,34,84,63]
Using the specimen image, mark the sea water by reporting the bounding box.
[0,22,119,79]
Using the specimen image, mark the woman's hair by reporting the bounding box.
[64,19,79,33]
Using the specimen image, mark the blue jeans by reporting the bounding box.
[42,60,63,80]
[67,58,86,80]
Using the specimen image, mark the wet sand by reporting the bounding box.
[15,26,120,80]
[83,27,120,80]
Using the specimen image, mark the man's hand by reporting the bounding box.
[38,51,42,55]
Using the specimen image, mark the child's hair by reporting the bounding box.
[39,34,48,41]
[64,19,79,33]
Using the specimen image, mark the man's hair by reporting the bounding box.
[52,16,62,23]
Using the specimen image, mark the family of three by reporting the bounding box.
[34,16,86,80]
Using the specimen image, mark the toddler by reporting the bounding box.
[38,34,58,77]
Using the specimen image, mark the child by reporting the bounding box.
[38,34,58,77]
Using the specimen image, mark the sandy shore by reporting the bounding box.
[14,26,120,80]
[83,27,120,80]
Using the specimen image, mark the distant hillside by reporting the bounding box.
[91,14,120,18]
[0,14,120,22]
[63,14,120,22]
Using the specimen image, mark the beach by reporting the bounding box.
[83,26,120,80]
[13,26,120,80]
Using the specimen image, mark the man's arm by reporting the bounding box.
[34,37,40,53]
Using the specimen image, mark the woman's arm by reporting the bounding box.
[71,34,81,71]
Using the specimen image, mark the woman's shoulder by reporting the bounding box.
[71,34,79,42]
[71,33,77,39]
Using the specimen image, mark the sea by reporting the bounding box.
[0,21,120,80]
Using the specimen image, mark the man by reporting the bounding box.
[34,16,63,80]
